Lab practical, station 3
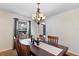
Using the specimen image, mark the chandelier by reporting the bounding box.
[32,3,46,24]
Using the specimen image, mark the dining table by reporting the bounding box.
[20,38,68,56]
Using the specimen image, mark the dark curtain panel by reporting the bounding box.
[43,24,46,35]
[13,18,18,49]
[13,18,18,37]
[28,20,31,38]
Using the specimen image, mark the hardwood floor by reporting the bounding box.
[66,52,77,56]
[0,49,17,56]
[0,49,77,56]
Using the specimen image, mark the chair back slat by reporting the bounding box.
[20,44,31,56]
[48,35,59,46]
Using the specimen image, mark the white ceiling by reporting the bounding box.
[0,3,79,18]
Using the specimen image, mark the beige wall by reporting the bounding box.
[46,8,79,55]
[0,11,14,51]
[0,10,29,52]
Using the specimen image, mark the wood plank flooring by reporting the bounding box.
[0,49,77,56]
[0,49,17,56]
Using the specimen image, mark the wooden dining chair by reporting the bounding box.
[48,35,59,46]
[14,38,31,56]
[20,44,31,56]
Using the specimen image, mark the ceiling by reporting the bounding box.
[0,3,79,19]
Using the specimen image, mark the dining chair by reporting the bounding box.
[20,44,31,56]
[14,38,31,56]
[48,35,59,46]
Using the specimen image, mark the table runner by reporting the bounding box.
[35,42,63,55]
[20,39,31,45]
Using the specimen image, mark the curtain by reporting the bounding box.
[43,24,46,35]
[28,20,31,38]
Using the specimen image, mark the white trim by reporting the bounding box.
[0,48,13,53]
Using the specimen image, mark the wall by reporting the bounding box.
[31,21,38,35]
[0,10,31,52]
[45,8,79,55]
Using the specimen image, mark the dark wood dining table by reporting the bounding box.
[20,39,68,56]
[30,41,68,56]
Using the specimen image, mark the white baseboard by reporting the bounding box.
[0,48,13,53]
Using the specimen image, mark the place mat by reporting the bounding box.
[35,42,63,55]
